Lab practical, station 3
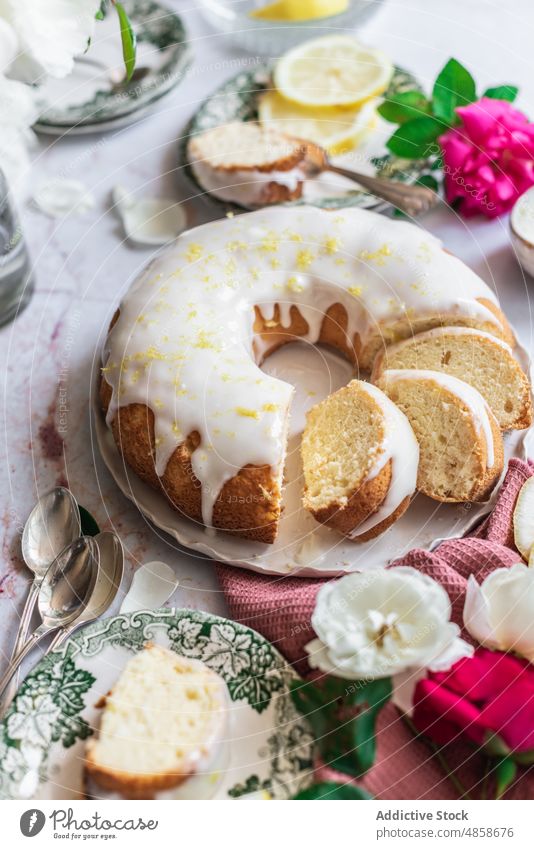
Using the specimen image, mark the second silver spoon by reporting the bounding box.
[0,536,99,704]
[46,531,124,653]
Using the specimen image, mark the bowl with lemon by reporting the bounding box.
[182,35,430,212]
[198,0,386,55]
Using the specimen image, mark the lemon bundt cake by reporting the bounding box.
[85,645,228,799]
[301,380,419,539]
[371,327,532,431]
[188,122,311,207]
[376,369,504,502]
[101,205,514,543]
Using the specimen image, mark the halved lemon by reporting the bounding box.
[273,35,393,108]
[251,0,349,21]
[513,476,534,561]
[258,90,378,154]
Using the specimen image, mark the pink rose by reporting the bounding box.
[412,648,534,758]
[439,98,534,218]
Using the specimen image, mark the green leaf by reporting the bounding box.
[378,90,431,125]
[58,714,93,748]
[95,0,107,19]
[349,678,392,774]
[416,174,440,192]
[78,505,100,536]
[294,782,373,800]
[115,1,137,82]
[483,85,519,103]
[386,117,444,159]
[495,757,517,798]
[432,58,477,124]
[292,677,392,779]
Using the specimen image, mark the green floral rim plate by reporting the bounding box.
[180,62,429,211]
[35,0,191,133]
[0,609,313,800]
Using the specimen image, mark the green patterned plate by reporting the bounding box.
[0,609,313,800]
[180,62,429,212]
[35,1,191,134]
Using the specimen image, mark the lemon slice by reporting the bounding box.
[258,91,378,154]
[273,35,393,108]
[251,0,348,21]
[513,476,534,561]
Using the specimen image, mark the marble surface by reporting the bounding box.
[2,0,534,666]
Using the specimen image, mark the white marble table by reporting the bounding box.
[2,0,534,664]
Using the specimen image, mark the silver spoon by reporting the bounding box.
[16,487,81,647]
[0,536,99,703]
[46,531,124,653]
[119,560,178,614]
[303,146,439,217]
[5,488,82,711]
[3,488,80,710]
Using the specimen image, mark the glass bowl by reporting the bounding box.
[197,0,386,56]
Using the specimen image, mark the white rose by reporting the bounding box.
[306,566,472,680]
[1,0,100,81]
[464,562,534,661]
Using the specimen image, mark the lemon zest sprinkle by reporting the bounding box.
[186,242,203,262]
[296,249,314,270]
[235,407,260,419]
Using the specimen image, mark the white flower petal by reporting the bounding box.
[307,566,464,680]
[463,563,534,661]
[463,574,499,647]
[113,185,188,246]
[5,0,101,81]
[33,179,95,218]
[427,636,474,671]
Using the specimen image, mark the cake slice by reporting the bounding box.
[371,327,532,431]
[301,379,419,540]
[85,644,228,799]
[376,369,504,503]
[188,121,310,207]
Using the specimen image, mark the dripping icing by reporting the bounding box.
[102,206,503,529]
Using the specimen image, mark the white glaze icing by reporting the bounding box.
[383,325,513,357]
[348,382,419,538]
[192,159,305,207]
[381,369,496,469]
[103,205,503,531]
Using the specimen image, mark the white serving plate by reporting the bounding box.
[93,334,533,578]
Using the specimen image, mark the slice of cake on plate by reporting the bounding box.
[371,326,532,431]
[84,644,228,799]
[188,121,311,207]
[301,379,419,540]
[376,369,504,503]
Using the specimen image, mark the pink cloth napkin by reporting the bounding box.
[216,459,534,799]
